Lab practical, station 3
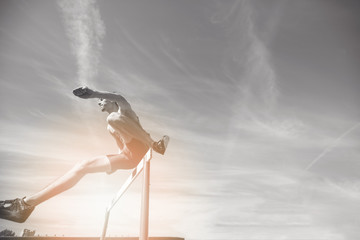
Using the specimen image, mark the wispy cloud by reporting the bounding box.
[159,36,198,81]
[57,0,105,86]
[215,1,303,141]
[118,25,168,73]
[306,122,360,170]
[208,1,304,167]
[218,1,279,109]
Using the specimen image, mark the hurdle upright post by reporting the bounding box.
[100,149,152,240]
[140,149,151,240]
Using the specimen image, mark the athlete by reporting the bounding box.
[0,87,169,223]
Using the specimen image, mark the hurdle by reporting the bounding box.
[100,149,152,240]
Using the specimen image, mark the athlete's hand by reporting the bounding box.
[73,86,95,99]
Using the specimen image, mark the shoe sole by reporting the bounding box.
[0,206,35,223]
[162,135,170,154]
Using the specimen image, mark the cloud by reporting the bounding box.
[205,1,307,168]
[57,0,105,86]
[306,122,360,170]
[197,167,358,239]
[117,25,168,73]
[159,36,197,81]
[208,1,305,143]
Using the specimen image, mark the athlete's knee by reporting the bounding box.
[73,158,95,175]
[72,160,86,175]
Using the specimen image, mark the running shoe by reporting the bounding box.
[0,197,35,223]
[152,135,170,155]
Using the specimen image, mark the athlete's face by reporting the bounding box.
[98,99,117,113]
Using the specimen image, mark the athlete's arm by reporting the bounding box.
[73,86,131,110]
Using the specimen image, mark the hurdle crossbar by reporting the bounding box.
[100,149,152,240]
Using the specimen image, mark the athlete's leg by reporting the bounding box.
[23,155,113,207]
[24,152,140,207]
[1,153,138,223]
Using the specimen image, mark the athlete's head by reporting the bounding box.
[98,98,119,113]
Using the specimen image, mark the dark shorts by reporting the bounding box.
[105,138,149,174]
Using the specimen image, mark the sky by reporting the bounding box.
[0,0,359,239]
